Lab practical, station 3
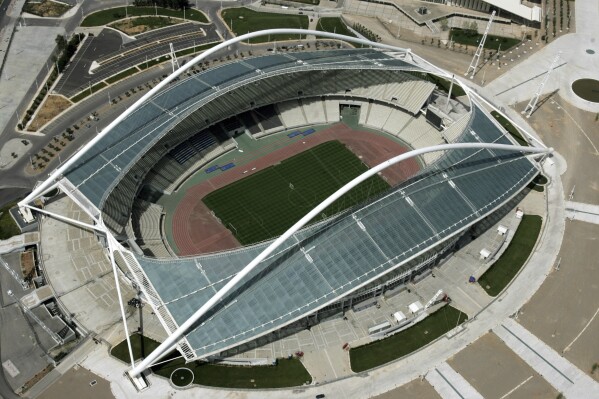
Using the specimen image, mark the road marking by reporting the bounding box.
[563,305,599,352]
[500,375,533,399]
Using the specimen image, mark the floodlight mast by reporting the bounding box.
[128,142,551,378]
[522,52,561,118]
[465,11,496,79]
[18,29,413,209]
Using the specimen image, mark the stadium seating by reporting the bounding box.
[365,103,393,130]
[358,101,371,126]
[324,100,340,123]
[382,108,412,135]
[277,100,308,129]
[302,99,327,125]
[252,104,284,135]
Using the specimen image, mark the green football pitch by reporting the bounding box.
[203,141,390,245]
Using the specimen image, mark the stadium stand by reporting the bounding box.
[237,112,261,135]
[358,101,371,126]
[253,105,284,131]
[277,100,308,129]
[302,99,327,125]
[382,108,413,135]
[365,103,393,130]
[324,100,340,123]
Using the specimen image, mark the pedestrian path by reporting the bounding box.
[494,318,599,398]
[426,361,484,399]
[565,201,599,224]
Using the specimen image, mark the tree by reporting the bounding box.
[439,17,449,31]
[55,35,67,51]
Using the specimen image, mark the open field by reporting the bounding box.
[478,215,542,296]
[202,140,390,245]
[221,8,308,43]
[111,334,312,388]
[448,333,559,399]
[350,306,467,372]
[317,17,356,39]
[81,6,208,26]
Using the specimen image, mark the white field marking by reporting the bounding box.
[563,305,599,352]
[554,99,599,155]
[500,375,533,399]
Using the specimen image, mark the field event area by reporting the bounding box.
[203,140,390,245]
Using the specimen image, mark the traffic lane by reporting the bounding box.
[54,29,123,94]
[59,32,214,97]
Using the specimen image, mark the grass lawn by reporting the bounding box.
[174,42,217,57]
[490,111,528,146]
[111,334,311,388]
[203,140,390,245]
[478,215,542,296]
[316,17,356,39]
[71,81,107,103]
[450,28,520,50]
[81,6,208,27]
[0,201,20,240]
[350,306,468,372]
[105,67,139,84]
[221,8,308,43]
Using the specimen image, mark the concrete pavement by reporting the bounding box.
[494,318,599,398]
[565,201,599,224]
[486,0,599,113]
[425,362,483,399]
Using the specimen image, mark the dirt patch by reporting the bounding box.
[172,124,419,256]
[110,16,179,36]
[28,95,72,132]
[20,250,35,280]
[23,0,72,17]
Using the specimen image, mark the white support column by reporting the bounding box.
[129,142,552,378]
[169,43,180,74]
[107,235,136,369]
[21,204,102,232]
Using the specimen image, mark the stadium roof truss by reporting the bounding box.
[19,30,551,377]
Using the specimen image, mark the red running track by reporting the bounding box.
[171,123,420,256]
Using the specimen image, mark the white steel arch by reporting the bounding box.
[19,29,413,207]
[129,142,551,377]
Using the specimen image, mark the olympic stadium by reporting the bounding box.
[19,30,550,379]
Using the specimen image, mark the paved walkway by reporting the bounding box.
[565,201,599,224]
[0,23,63,137]
[0,232,38,254]
[486,0,599,113]
[425,362,483,399]
[494,318,599,398]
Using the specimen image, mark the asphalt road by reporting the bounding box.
[55,23,219,97]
